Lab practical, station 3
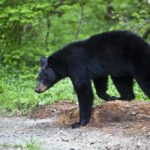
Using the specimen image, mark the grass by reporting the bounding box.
[26,138,42,150]
[1,138,42,150]
[0,65,76,114]
[0,65,149,114]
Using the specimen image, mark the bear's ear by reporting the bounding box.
[40,57,48,69]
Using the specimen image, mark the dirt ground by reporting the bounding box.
[0,100,150,150]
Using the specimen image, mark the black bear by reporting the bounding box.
[35,30,150,128]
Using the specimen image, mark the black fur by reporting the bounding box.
[35,30,150,128]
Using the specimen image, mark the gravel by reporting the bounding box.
[0,116,150,150]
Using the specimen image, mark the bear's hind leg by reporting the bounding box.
[135,75,150,98]
[111,76,135,101]
[93,76,119,101]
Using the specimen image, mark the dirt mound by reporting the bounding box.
[29,100,150,126]
[29,101,78,119]
[58,100,150,126]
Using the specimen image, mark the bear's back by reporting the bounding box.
[85,30,149,56]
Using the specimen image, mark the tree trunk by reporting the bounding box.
[45,14,51,51]
[75,0,84,40]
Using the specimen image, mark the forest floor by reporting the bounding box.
[0,100,150,150]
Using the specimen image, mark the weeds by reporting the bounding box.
[0,65,149,114]
[0,138,42,150]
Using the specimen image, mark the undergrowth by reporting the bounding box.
[0,65,149,115]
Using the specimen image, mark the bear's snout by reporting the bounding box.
[35,83,47,93]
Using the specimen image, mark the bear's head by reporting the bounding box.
[35,57,61,93]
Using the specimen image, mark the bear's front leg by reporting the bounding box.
[72,80,94,128]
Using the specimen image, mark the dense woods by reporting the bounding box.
[0,0,150,66]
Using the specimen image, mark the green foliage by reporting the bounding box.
[1,0,149,66]
[107,1,148,31]
[0,0,78,65]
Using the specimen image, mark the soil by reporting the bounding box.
[0,100,150,150]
